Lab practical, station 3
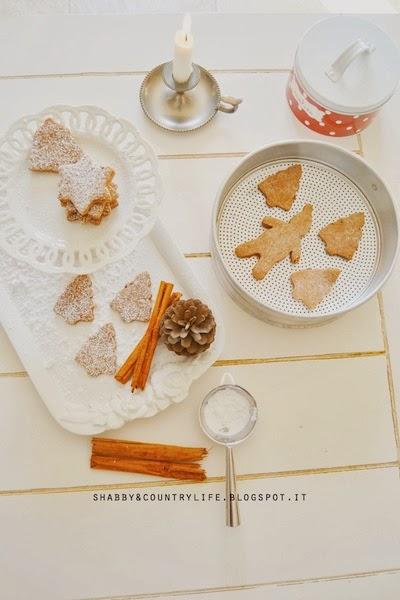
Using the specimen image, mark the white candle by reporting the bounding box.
[172,14,194,84]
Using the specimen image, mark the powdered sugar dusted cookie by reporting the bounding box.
[319,212,365,260]
[291,268,341,310]
[58,155,116,216]
[54,274,94,324]
[111,272,152,323]
[63,184,119,224]
[235,204,313,280]
[64,200,102,223]
[64,195,115,225]
[258,164,302,211]
[76,323,117,377]
[30,118,83,172]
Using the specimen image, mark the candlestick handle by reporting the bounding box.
[218,96,242,114]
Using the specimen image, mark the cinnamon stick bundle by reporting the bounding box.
[131,283,174,391]
[114,281,181,391]
[91,437,208,463]
[90,437,208,482]
[91,455,206,481]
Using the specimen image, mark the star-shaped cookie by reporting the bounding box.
[58,155,116,216]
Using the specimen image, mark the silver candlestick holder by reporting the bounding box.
[139,61,242,132]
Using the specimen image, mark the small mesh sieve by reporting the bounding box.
[212,141,398,327]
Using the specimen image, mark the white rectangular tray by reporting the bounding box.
[0,220,223,434]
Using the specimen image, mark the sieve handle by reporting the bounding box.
[221,372,235,385]
[226,445,240,527]
[325,39,375,83]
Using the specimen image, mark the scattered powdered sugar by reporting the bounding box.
[203,388,251,440]
[29,118,83,172]
[58,155,113,215]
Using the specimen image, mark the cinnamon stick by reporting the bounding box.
[131,281,170,390]
[90,455,206,481]
[114,338,144,384]
[131,289,179,388]
[169,291,182,305]
[114,281,181,390]
[115,281,166,386]
[137,282,174,390]
[92,437,208,463]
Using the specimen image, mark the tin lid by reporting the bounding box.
[295,16,400,115]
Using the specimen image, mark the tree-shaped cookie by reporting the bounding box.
[258,164,302,211]
[54,274,94,324]
[30,118,83,172]
[235,204,313,280]
[319,212,365,260]
[76,323,117,377]
[110,272,153,323]
[291,268,341,310]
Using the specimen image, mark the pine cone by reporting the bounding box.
[160,299,216,357]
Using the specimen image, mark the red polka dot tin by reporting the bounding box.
[287,16,400,137]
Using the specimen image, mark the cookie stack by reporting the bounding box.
[59,155,119,225]
[30,118,119,225]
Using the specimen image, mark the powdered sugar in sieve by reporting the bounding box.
[217,159,379,318]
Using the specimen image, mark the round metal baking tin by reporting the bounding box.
[212,140,398,327]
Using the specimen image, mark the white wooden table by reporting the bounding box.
[1,13,400,600]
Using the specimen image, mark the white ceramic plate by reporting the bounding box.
[0,105,162,273]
